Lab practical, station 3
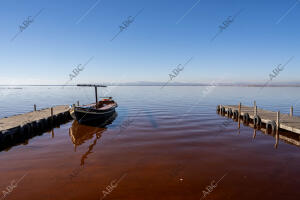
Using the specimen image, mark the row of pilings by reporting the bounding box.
[217,104,279,135]
[0,111,72,150]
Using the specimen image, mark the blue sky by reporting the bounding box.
[0,0,299,84]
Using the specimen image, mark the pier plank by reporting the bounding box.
[0,105,70,131]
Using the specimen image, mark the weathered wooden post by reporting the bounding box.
[290,106,293,116]
[34,104,37,111]
[276,111,280,131]
[50,107,54,127]
[51,107,53,119]
[275,111,280,148]
[238,102,241,118]
[238,102,241,128]
[77,101,80,106]
[255,106,257,115]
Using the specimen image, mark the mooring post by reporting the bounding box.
[290,106,293,116]
[51,107,54,126]
[238,102,241,128]
[51,107,53,119]
[276,111,280,131]
[34,104,37,111]
[254,101,257,115]
[275,111,280,148]
[255,106,257,116]
[77,101,79,106]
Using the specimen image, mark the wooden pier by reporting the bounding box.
[217,102,300,134]
[0,105,72,149]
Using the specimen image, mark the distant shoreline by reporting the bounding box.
[1,84,300,87]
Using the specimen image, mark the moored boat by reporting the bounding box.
[69,84,118,124]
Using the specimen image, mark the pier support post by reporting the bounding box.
[77,101,80,106]
[275,111,280,148]
[290,106,293,116]
[254,101,257,115]
[51,107,53,121]
[276,111,280,131]
[34,104,37,111]
[238,102,241,128]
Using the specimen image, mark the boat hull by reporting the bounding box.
[71,105,117,124]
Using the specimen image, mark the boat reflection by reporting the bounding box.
[69,112,117,166]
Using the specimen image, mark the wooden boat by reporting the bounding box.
[70,84,118,124]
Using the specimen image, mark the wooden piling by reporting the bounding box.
[218,104,300,135]
[290,106,293,116]
[276,111,280,131]
[0,105,72,150]
[51,107,54,119]
[34,104,37,111]
[77,101,80,106]
[238,102,241,128]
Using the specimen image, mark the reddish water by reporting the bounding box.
[1,86,300,199]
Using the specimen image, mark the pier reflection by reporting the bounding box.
[218,111,300,149]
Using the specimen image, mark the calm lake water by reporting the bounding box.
[0,86,300,200]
